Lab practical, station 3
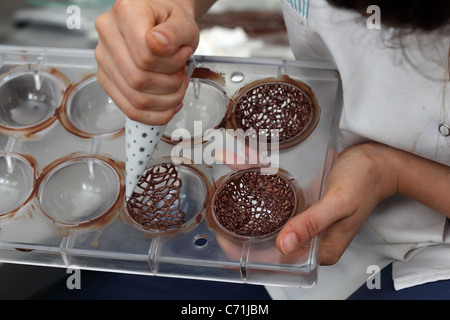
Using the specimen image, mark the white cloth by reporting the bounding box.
[266,0,450,299]
[197,26,262,57]
[393,231,450,290]
[267,245,392,300]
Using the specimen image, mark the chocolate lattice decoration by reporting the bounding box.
[213,170,295,238]
[233,82,313,143]
[126,163,185,230]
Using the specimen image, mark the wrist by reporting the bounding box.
[353,142,401,201]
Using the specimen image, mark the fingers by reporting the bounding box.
[276,195,342,256]
[113,0,198,66]
[97,65,182,125]
[95,39,188,96]
[145,13,199,59]
[276,188,364,265]
[275,144,384,264]
[96,58,189,125]
[94,0,200,124]
[216,234,311,264]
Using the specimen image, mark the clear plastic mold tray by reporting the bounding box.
[0,45,342,288]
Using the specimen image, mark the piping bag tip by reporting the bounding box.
[125,56,196,200]
[125,119,165,199]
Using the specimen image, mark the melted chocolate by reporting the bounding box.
[213,170,295,238]
[126,163,186,230]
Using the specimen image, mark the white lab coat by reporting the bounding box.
[266,0,450,299]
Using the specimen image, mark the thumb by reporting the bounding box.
[276,195,340,255]
[146,13,199,57]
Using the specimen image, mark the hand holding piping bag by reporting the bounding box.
[94,0,204,199]
[124,57,196,199]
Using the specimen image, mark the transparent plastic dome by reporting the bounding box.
[38,157,120,225]
[0,153,36,215]
[0,70,64,129]
[164,79,228,143]
[65,77,125,137]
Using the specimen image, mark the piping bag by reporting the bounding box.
[125,56,196,200]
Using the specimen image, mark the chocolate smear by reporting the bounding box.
[126,163,186,230]
[213,170,295,238]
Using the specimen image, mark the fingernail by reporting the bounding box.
[151,31,169,46]
[281,232,299,255]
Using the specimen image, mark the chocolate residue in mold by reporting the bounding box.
[0,65,70,140]
[0,153,38,220]
[161,72,228,146]
[58,73,125,140]
[191,67,226,86]
[126,163,186,231]
[213,170,295,238]
[35,152,125,235]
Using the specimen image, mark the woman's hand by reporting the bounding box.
[94,0,200,125]
[276,142,400,265]
[214,139,449,265]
